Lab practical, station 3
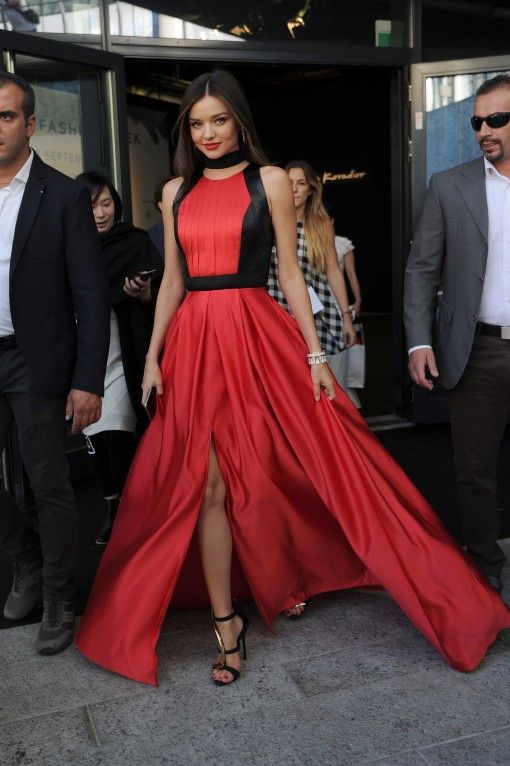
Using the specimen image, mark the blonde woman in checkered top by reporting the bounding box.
[268,161,357,403]
[268,160,357,617]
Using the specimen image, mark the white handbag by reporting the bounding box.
[346,323,366,389]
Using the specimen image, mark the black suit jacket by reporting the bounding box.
[10,152,110,397]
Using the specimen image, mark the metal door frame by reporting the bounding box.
[0,28,130,214]
[0,30,130,503]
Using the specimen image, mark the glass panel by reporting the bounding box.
[109,1,237,40]
[14,54,111,179]
[0,1,100,35]
[0,0,408,45]
[422,0,510,58]
[425,70,510,182]
[108,0,407,45]
[127,102,171,228]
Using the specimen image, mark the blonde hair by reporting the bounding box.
[286,160,331,274]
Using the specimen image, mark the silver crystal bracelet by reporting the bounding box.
[307,351,327,366]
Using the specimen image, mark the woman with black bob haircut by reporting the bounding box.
[77,70,510,689]
[76,171,161,546]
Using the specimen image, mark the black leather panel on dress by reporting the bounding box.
[237,165,274,280]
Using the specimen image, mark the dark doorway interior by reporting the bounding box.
[125,60,394,416]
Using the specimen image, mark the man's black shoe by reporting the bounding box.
[36,591,74,655]
[486,575,503,594]
[3,557,42,621]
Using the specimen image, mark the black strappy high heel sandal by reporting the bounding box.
[211,607,249,686]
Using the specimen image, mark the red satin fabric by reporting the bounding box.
[76,287,510,686]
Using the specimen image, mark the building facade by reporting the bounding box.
[1,0,510,423]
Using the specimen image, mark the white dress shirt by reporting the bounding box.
[409,156,510,354]
[0,150,34,336]
[478,157,510,325]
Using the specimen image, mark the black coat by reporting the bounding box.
[10,153,110,397]
[100,222,161,428]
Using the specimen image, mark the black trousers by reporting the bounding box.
[449,333,509,577]
[86,430,136,498]
[0,347,75,597]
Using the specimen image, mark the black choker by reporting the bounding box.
[204,150,244,169]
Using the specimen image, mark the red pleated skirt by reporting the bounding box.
[76,288,510,685]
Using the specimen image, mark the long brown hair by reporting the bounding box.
[286,160,331,274]
[172,70,270,190]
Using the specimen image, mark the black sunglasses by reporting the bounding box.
[470,112,510,131]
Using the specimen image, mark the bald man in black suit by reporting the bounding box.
[0,72,109,654]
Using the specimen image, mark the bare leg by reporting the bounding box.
[197,445,243,683]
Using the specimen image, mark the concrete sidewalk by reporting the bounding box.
[1,544,509,766]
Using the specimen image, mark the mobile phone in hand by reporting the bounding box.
[142,386,157,420]
[130,268,157,282]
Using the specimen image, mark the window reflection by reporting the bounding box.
[15,55,85,176]
[30,80,84,176]
[110,0,406,44]
[109,2,239,40]
[0,1,39,32]
[1,0,407,45]
[0,1,100,34]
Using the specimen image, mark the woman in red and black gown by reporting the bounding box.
[76,70,510,688]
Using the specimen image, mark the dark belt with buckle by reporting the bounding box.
[0,334,17,350]
[475,321,510,340]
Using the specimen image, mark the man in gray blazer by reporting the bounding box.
[404,74,510,594]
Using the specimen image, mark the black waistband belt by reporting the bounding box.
[0,334,17,350]
[475,322,510,340]
[185,273,268,291]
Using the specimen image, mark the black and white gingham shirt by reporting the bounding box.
[267,221,345,355]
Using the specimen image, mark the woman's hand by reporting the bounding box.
[141,356,163,401]
[342,315,356,348]
[124,275,151,303]
[351,298,361,317]
[311,363,336,402]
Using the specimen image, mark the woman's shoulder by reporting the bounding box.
[117,222,150,242]
[102,223,156,258]
[103,221,140,240]
[334,235,355,256]
[259,165,292,200]
[162,177,184,206]
[259,165,288,185]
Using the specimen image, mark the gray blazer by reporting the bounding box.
[404,157,488,390]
